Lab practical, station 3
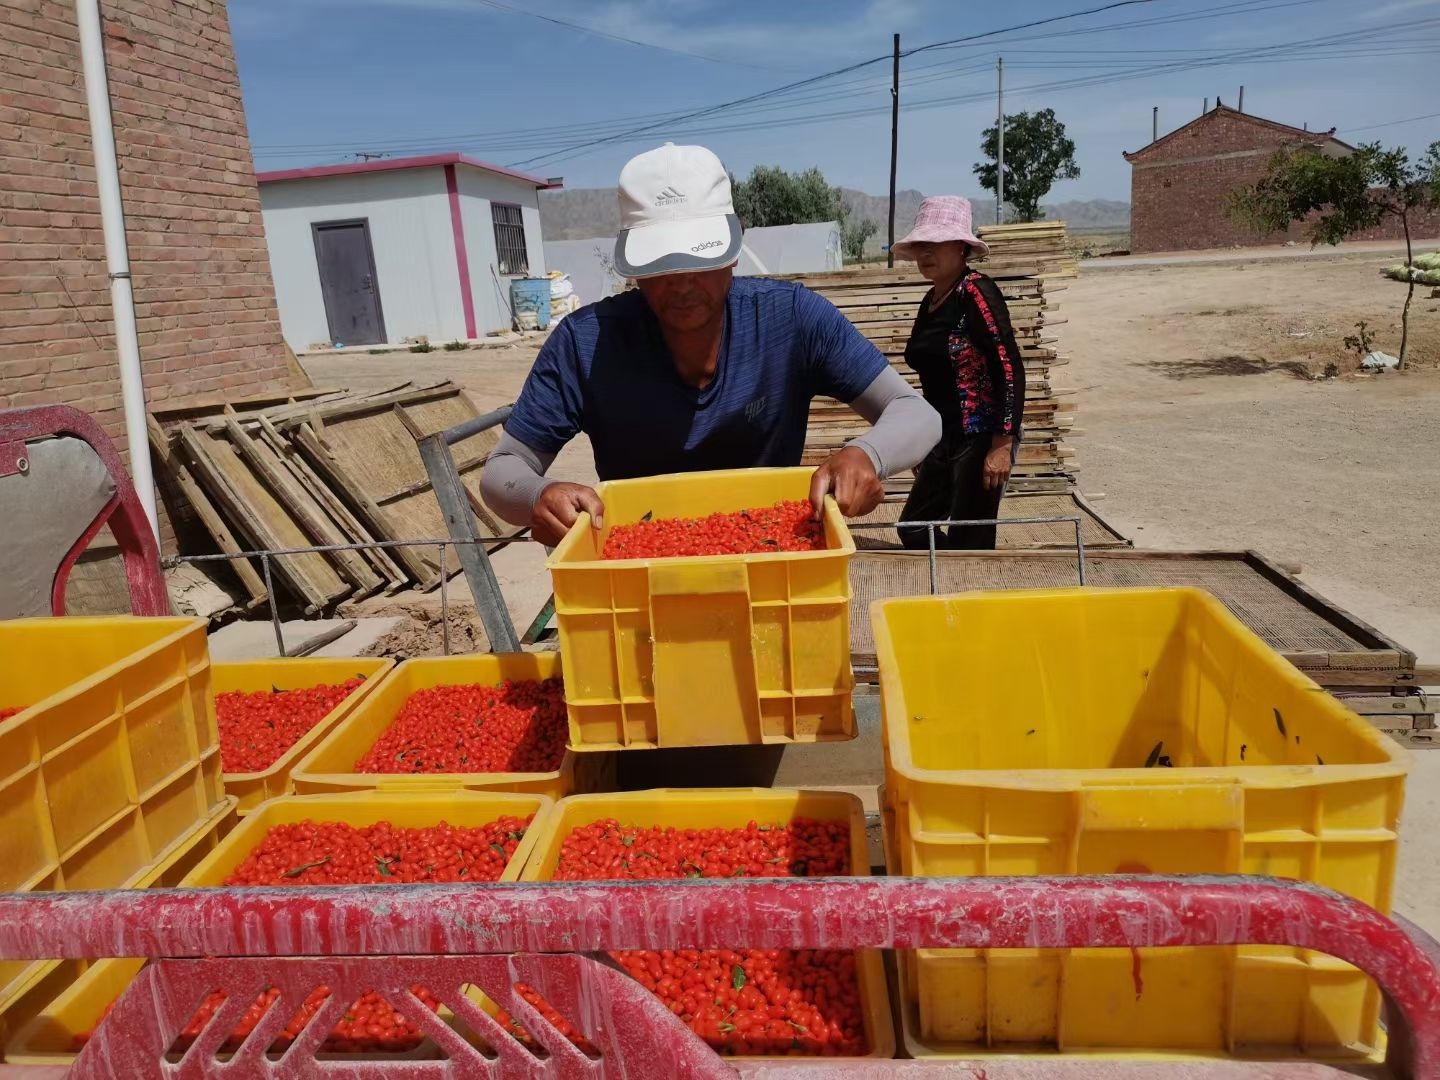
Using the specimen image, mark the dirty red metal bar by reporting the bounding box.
[0,876,1435,1077]
[0,404,168,616]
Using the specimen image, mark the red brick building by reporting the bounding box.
[1125,105,1440,254]
[1124,106,1353,253]
[0,0,294,479]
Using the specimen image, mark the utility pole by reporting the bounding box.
[996,56,1004,225]
[1152,106,1158,143]
[887,33,899,268]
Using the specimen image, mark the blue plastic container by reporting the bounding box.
[510,278,552,330]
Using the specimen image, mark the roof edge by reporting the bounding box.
[1123,105,1344,162]
[257,153,563,189]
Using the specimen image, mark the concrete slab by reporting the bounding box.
[207,619,353,661]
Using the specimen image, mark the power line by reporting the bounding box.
[467,0,804,73]
[1341,111,1440,135]
[250,0,1324,162]
[249,0,1434,167]
[504,0,1168,169]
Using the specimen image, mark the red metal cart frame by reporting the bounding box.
[0,875,1435,1078]
[0,405,167,617]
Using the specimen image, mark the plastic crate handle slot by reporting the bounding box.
[1078,784,1244,875]
[647,562,760,747]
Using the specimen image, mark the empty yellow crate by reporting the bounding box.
[5,791,547,1065]
[0,795,237,1047]
[290,653,609,800]
[0,616,225,1014]
[521,788,895,1060]
[547,467,855,751]
[872,587,1407,1058]
[214,657,394,814]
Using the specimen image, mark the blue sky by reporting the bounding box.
[232,0,1440,201]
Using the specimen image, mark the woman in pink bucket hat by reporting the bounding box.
[890,195,1025,549]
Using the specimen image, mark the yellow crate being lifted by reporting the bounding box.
[291,653,609,800]
[5,791,549,1066]
[520,787,895,1062]
[0,616,225,1017]
[547,467,855,751]
[213,657,394,814]
[871,587,1407,1060]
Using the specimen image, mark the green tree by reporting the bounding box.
[1229,141,1440,368]
[731,165,877,263]
[973,108,1080,223]
[732,165,837,227]
[841,217,878,262]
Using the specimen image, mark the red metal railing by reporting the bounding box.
[0,876,1435,1078]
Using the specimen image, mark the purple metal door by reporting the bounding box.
[312,219,386,346]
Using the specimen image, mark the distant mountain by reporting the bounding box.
[540,187,1130,245]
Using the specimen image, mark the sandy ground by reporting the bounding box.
[1063,250,1440,661]
[303,248,1440,934]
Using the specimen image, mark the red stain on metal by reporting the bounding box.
[1130,946,1144,999]
[0,876,1434,1077]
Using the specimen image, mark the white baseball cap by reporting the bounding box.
[614,143,742,278]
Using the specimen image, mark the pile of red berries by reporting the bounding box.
[75,815,532,1054]
[549,817,866,1057]
[553,818,850,880]
[354,679,567,775]
[77,985,446,1055]
[602,501,825,560]
[216,678,364,773]
[0,705,26,721]
[224,816,533,886]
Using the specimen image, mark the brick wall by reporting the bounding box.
[1128,109,1440,253]
[0,0,293,474]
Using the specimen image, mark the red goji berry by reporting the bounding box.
[354,678,566,775]
[216,679,364,773]
[75,816,531,1053]
[603,501,825,560]
[548,817,866,1057]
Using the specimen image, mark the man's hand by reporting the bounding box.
[531,482,604,547]
[810,446,884,518]
[983,436,1014,491]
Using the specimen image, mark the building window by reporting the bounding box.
[492,203,529,276]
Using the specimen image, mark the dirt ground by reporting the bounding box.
[1068,250,1440,662]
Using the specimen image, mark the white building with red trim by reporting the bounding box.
[257,154,561,350]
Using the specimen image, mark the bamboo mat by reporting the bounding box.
[848,552,1376,664]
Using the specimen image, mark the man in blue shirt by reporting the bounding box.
[481,143,940,545]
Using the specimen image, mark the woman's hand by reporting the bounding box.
[983,436,1014,491]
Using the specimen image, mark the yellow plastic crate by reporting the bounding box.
[5,791,547,1066]
[290,653,610,800]
[0,616,225,1012]
[213,657,394,814]
[547,467,855,751]
[0,795,237,1046]
[521,788,895,1061]
[872,587,1407,1059]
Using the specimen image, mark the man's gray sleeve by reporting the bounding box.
[845,367,942,479]
[479,430,558,527]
